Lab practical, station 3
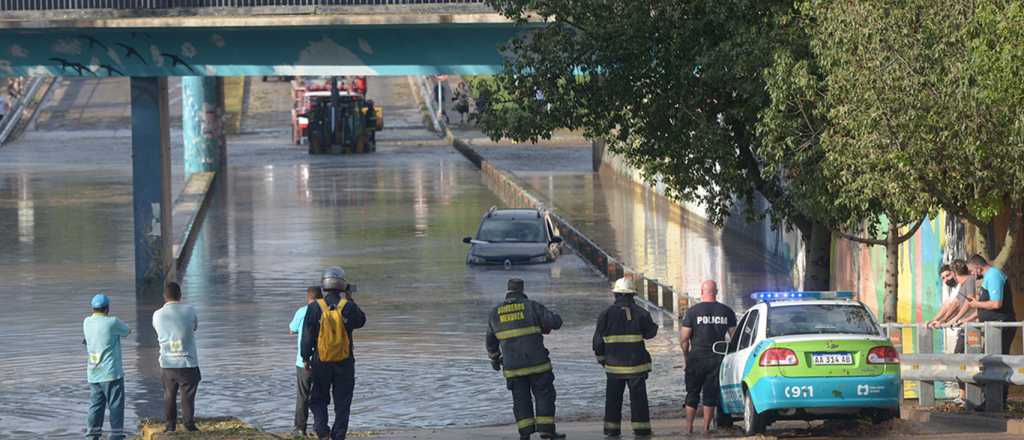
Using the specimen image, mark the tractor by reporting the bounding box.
[291,77,382,155]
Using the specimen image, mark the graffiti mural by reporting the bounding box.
[0,24,524,77]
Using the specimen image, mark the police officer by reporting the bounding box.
[486,278,567,440]
[594,278,658,438]
[679,280,736,434]
[302,267,367,440]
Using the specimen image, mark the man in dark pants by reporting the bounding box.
[302,267,367,440]
[679,280,736,434]
[152,282,201,433]
[594,278,658,438]
[291,286,323,436]
[487,278,566,440]
[967,254,1016,410]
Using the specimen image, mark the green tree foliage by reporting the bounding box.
[483,0,837,289]
[804,0,1022,272]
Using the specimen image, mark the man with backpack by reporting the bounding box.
[302,267,367,440]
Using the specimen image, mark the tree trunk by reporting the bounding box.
[992,206,1020,270]
[883,222,899,323]
[802,221,832,291]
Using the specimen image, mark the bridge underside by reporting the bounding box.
[0,23,523,77]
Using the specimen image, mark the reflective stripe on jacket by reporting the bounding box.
[593,295,658,378]
[486,292,563,378]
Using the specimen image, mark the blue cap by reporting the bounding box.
[91,294,110,309]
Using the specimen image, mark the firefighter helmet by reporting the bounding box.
[321,266,349,292]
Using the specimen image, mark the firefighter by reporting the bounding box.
[301,267,366,440]
[486,278,567,440]
[594,278,658,438]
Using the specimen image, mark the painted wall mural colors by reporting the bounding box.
[0,24,522,77]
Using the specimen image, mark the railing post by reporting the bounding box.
[916,326,935,407]
[965,325,984,409]
[983,322,1004,412]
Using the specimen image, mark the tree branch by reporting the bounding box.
[894,217,926,243]
[835,217,926,247]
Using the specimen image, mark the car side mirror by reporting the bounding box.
[463,237,473,244]
[550,236,563,244]
[712,341,729,356]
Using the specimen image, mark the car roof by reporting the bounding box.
[484,208,544,220]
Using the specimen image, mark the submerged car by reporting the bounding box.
[715,291,900,435]
[463,207,563,266]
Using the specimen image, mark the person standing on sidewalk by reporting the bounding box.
[291,286,323,437]
[967,254,1016,410]
[486,278,566,440]
[83,293,131,440]
[302,267,366,440]
[152,282,201,433]
[679,280,736,434]
[593,278,658,438]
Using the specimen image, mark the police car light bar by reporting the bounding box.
[750,291,855,302]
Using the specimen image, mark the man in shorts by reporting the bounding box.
[679,280,736,434]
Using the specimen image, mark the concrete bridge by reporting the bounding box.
[0,0,529,295]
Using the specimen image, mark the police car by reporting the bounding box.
[713,291,900,435]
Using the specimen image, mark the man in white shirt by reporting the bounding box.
[152,282,201,433]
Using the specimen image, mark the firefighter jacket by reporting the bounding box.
[593,294,658,378]
[486,292,563,379]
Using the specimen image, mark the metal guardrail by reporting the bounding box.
[880,321,1024,412]
[0,0,485,11]
[0,77,47,146]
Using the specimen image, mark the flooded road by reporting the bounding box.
[0,77,686,438]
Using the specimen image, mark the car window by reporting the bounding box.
[727,312,749,354]
[477,218,547,243]
[767,304,880,337]
[738,310,759,350]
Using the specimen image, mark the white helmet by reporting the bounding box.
[612,278,636,295]
[321,266,349,292]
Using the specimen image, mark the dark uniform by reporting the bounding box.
[301,291,366,440]
[594,293,658,437]
[486,279,564,439]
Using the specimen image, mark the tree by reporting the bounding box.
[804,0,1023,281]
[482,0,839,289]
[758,3,935,322]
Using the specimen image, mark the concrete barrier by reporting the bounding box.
[172,171,217,274]
[451,137,685,317]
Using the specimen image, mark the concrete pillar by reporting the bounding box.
[131,77,174,296]
[182,76,225,176]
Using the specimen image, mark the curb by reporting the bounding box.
[172,171,217,274]
[903,407,1010,433]
[449,135,686,318]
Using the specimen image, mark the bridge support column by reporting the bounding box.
[131,77,174,296]
[182,76,225,176]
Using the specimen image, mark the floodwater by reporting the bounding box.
[0,78,687,438]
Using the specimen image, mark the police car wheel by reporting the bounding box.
[715,404,734,428]
[743,391,767,435]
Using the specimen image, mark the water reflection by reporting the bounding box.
[517,168,795,312]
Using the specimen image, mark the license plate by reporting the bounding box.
[812,352,853,365]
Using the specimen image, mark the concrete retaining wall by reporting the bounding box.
[172,171,217,275]
[599,147,806,287]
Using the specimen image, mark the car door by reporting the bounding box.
[719,311,751,414]
[544,214,562,257]
[724,308,761,412]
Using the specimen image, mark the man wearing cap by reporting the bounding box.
[594,278,658,438]
[486,278,566,440]
[83,293,131,440]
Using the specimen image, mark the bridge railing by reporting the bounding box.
[1,0,486,12]
[880,321,1024,412]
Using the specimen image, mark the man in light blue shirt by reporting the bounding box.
[967,254,1016,410]
[152,282,201,433]
[83,293,130,440]
[290,286,322,437]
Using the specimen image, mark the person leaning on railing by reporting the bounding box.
[926,259,977,405]
[966,254,1016,411]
